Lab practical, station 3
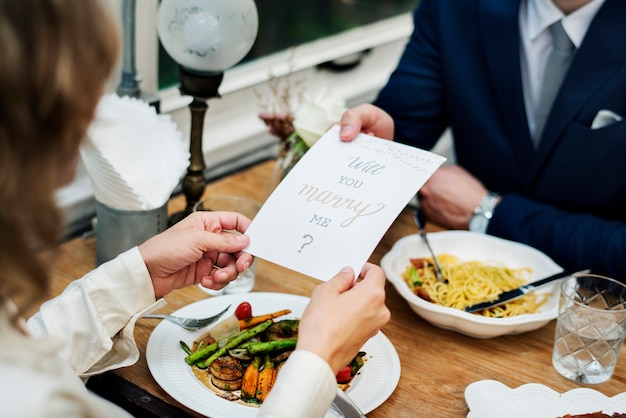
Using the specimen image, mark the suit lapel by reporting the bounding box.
[532,0,626,178]
[479,0,535,175]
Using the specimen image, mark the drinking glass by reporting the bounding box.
[193,195,261,294]
[552,274,626,384]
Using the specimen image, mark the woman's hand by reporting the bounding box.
[338,104,395,142]
[296,263,391,374]
[138,211,254,298]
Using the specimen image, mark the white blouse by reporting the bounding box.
[0,247,336,417]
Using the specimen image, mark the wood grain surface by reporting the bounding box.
[41,160,626,417]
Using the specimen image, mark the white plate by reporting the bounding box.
[381,231,563,338]
[465,380,626,417]
[146,292,401,418]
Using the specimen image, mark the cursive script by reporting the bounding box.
[298,184,385,227]
[347,156,386,175]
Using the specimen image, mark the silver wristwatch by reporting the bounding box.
[469,192,501,234]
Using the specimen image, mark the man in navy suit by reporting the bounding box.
[340,0,626,280]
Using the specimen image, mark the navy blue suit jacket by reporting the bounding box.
[374,0,626,280]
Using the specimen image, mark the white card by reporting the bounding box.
[245,125,446,281]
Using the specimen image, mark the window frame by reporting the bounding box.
[57,2,414,238]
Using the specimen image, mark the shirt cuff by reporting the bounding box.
[259,350,336,418]
[81,246,156,334]
[27,247,161,375]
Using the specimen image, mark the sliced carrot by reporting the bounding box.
[241,356,260,399]
[238,309,292,329]
[255,355,276,402]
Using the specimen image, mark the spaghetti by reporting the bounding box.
[402,254,549,317]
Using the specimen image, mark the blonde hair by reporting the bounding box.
[0,0,120,315]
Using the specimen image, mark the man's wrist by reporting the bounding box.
[469,192,501,233]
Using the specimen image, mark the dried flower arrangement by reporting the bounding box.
[255,50,346,190]
[254,50,304,160]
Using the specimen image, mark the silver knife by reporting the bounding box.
[464,269,590,313]
[330,388,366,418]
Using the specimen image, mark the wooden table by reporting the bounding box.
[43,160,626,417]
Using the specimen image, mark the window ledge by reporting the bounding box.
[57,13,414,239]
[158,13,413,114]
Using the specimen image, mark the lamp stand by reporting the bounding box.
[168,66,224,226]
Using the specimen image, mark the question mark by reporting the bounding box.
[299,234,314,253]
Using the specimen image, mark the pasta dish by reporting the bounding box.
[402,254,549,317]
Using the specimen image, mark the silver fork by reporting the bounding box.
[414,209,445,283]
[141,304,231,330]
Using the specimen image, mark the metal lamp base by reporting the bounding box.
[178,66,223,99]
[168,66,224,226]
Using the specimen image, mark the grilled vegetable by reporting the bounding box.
[239,309,292,330]
[185,341,219,366]
[241,356,260,400]
[197,320,273,369]
[256,355,276,402]
[210,356,244,381]
[182,302,368,406]
[228,348,253,361]
[179,340,192,355]
[239,339,297,355]
[265,319,299,341]
[211,375,243,391]
[209,356,244,391]
[350,351,366,376]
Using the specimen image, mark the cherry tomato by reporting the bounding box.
[335,365,352,383]
[234,301,252,320]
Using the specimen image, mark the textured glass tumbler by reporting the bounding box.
[193,195,261,295]
[552,274,626,384]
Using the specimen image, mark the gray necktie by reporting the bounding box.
[533,20,575,146]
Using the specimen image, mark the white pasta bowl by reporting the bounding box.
[381,231,563,338]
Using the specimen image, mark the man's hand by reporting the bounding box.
[339,104,394,142]
[418,165,489,230]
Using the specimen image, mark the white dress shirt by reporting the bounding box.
[519,0,605,138]
[0,247,336,417]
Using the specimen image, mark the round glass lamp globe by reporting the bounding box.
[157,0,258,74]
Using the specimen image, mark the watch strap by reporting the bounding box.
[469,192,501,233]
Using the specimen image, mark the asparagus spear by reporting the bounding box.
[185,341,220,366]
[196,320,273,369]
[179,340,193,355]
[239,339,297,355]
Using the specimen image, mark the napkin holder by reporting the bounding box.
[95,201,168,266]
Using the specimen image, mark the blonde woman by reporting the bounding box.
[0,1,390,417]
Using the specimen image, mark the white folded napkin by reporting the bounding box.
[591,109,623,129]
[80,94,190,210]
